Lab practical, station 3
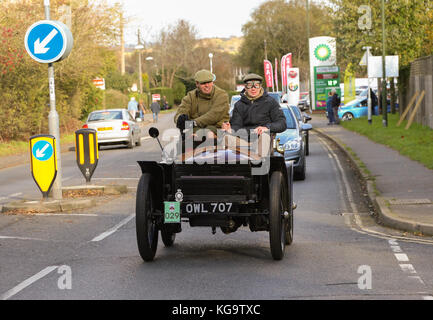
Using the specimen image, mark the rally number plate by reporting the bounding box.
[164,202,180,223]
[182,202,235,214]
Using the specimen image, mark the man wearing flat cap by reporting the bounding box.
[223,73,286,135]
[175,69,229,138]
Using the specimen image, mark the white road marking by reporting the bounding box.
[91,214,134,242]
[0,266,58,300]
[0,236,48,241]
[423,296,433,300]
[399,264,417,274]
[0,192,23,201]
[395,253,409,262]
[317,137,430,299]
[390,245,402,253]
[140,136,151,141]
[317,136,357,213]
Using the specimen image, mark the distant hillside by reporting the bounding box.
[197,37,243,55]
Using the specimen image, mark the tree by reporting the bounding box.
[0,0,122,140]
[330,0,432,72]
[237,0,333,82]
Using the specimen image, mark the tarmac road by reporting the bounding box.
[0,113,433,300]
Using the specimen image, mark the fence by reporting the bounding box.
[401,55,433,129]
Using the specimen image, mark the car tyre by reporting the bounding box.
[269,171,286,260]
[136,135,142,147]
[342,112,354,121]
[305,132,310,156]
[127,135,134,149]
[136,173,158,262]
[294,154,306,181]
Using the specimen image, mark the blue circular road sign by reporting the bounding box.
[32,140,54,162]
[24,20,73,64]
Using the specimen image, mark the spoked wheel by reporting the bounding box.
[269,171,286,260]
[285,206,293,246]
[136,174,159,262]
[161,228,176,247]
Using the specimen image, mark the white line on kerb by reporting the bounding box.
[0,266,58,300]
[91,214,134,242]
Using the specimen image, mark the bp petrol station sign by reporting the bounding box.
[24,20,73,64]
[314,66,341,110]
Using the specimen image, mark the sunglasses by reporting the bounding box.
[245,81,261,89]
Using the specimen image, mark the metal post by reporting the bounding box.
[306,0,312,112]
[363,46,372,124]
[44,0,62,199]
[381,0,387,127]
[138,51,143,94]
[209,53,213,73]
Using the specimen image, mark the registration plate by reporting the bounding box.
[182,202,235,214]
[97,127,113,131]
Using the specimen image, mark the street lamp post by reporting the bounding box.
[363,46,372,125]
[209,53,213,73]
[145,56,154,106]
[381,0,387,127]
[135,44,144,95]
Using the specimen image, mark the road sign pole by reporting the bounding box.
[45,0,62,199]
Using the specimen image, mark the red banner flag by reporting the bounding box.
[281,53,292,88]
[263,59,274,88]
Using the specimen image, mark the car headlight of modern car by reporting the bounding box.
[283,138,301,151]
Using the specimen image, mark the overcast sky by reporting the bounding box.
[106,0,268,44]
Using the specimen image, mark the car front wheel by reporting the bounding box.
[342,112,354,121]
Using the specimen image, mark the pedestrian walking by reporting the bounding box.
[127,97,138,120]
[326,91,335,125]
[138,100,146,119]
[150,100,161,123]
[331,89,341,124]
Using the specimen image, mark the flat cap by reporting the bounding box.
[194,70,215,83]
[243,73,263,83]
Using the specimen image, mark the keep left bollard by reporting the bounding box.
[29,134,57,199]
[75,129,99,183]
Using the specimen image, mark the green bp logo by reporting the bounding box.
[314,44,331,61]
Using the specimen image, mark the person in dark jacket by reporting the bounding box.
[150,100,161,123]
[223,73,287,135]
[331,88,341,124]
[326,91,335,125]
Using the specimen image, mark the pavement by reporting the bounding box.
[312,113,433,237]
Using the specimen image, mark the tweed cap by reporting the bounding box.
[243,73,263,83]
[194,70,215,83]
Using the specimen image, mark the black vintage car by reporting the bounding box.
[135,127,295,261]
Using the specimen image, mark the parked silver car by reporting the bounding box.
[83,109,141,149]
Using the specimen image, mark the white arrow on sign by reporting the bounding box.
[36,143,50,158]
[34,28,58,54]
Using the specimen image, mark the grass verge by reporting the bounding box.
[340,113,433,170]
